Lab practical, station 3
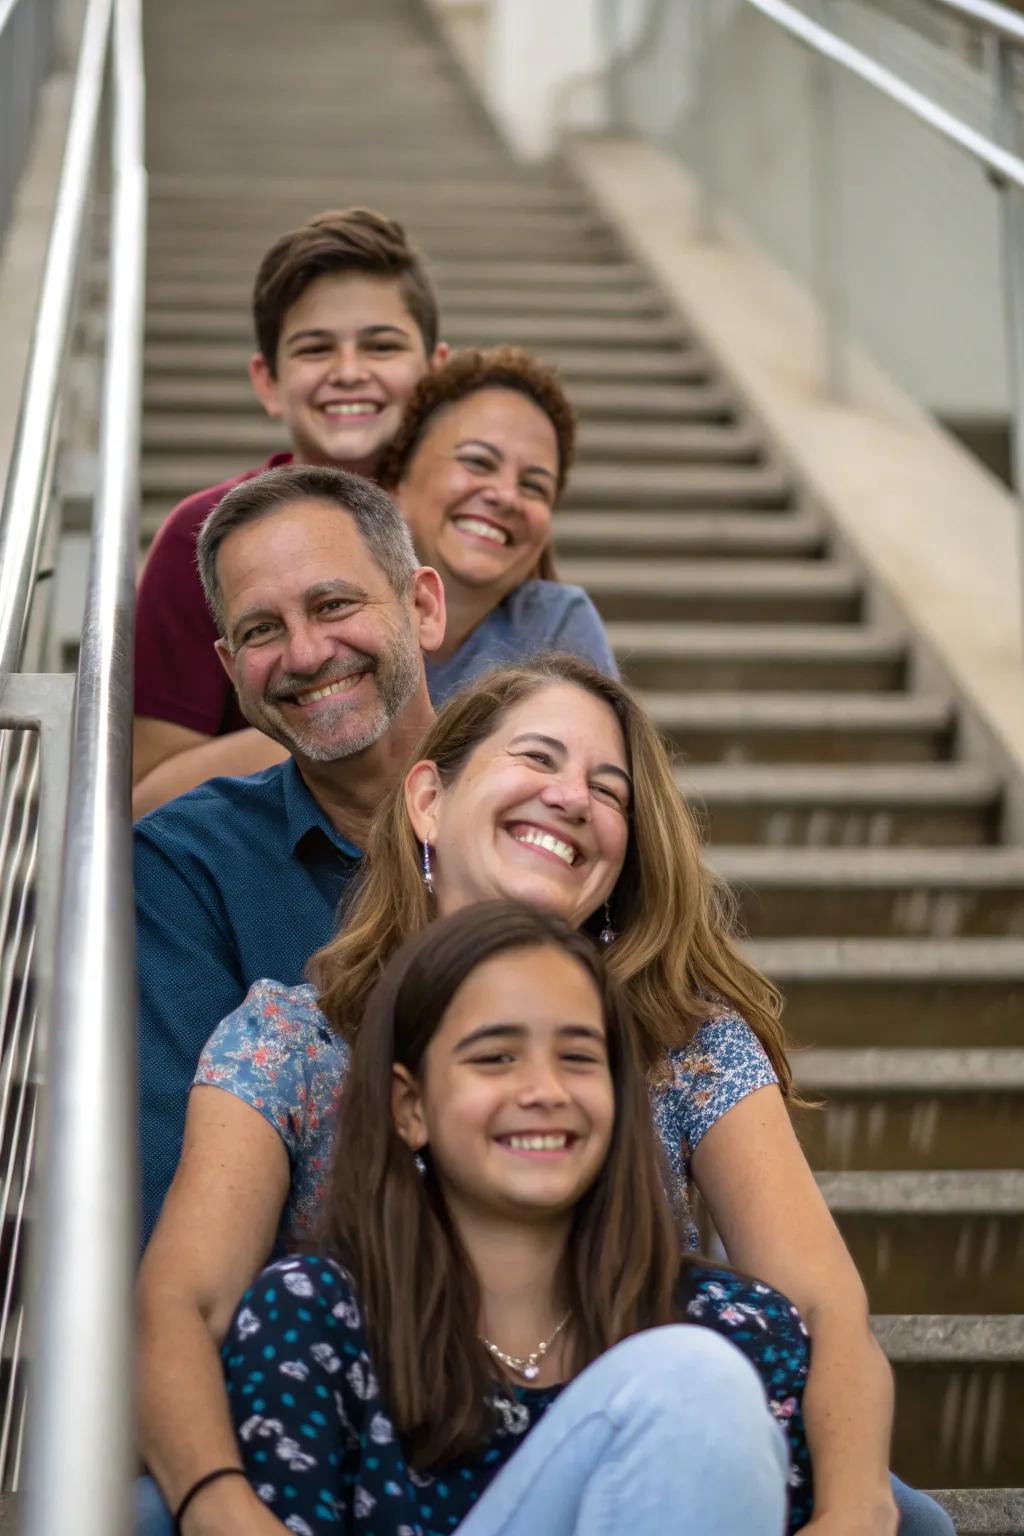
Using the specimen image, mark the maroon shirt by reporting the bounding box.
[134,452,293,736]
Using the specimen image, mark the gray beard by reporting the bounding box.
[253,629,421,764]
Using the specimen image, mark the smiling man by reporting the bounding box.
[132,208,448,818]
[135,464,445,1242]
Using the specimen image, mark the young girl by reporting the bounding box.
[214,901,810,1536]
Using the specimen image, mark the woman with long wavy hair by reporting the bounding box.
[138,655,950,1536]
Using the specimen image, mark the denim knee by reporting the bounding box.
[597,1323,775,1428]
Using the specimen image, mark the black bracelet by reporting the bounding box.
[173,1466,248,1535]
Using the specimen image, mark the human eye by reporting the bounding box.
[522,478,553,503]
[240,621,276,646]
[459,452,496,473]
[318,597,354,618]
[468,1050,515,1068]
[519,748,554,768]
[366,337,403,354]
[295,343,329,357]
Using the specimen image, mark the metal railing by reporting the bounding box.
[601,0,1024,505]
[0,0,144,1525]
[0,0,59,254]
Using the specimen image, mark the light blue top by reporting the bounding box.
[426,580,618,706]
[196,980,778,1252]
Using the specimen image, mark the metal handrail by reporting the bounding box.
[0,0,112,674]
[741,0,1024,193]
[925,0,1024,47]
[7,0,145,1527]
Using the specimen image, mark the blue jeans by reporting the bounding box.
[134,1366,955,1536]
[457,1325,788,1534]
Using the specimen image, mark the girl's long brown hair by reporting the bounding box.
[309,653,793,1094]
[320,900,686,1468]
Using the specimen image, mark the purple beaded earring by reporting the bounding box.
[599,899,617,946]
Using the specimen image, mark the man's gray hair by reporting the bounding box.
[196,464,420,637]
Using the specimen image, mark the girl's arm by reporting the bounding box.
[692,1085,898,1535]
[138,1086,292,1535]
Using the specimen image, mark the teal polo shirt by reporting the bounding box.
[135,757,361,1244]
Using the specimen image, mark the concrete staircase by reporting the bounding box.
[139,0,1024,1523]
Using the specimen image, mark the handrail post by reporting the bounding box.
[18,0,145,1529]
[987,35,1024,504]
[809,0,846,400]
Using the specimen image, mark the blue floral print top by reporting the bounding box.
[195,980,779,1251]
[223,1253,812,1535]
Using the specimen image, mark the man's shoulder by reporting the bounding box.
[134,763,291,851]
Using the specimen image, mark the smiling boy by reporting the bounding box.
[133,208,448,815]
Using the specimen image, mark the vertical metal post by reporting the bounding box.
[809,0,846,400]
[694,0,720,237]
[988,37,1024,501]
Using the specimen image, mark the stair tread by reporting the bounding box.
[748,936,1024,977]
[677,762,998,804]
[710,845,1024,883]
[872,1314,1024,1361]
[649,692,951,725]
[816,1169,1024,1212]
[796,1047,1024,1091]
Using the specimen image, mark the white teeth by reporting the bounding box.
[506,1134,568,1151]
[323,402,379,416]
[512,828,576,867]
[452,516,509,546]
[296,676,359,705]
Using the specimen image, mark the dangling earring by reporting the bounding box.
[599,899,617,946]
[413,1150,427,1175]
[422,839,435,896]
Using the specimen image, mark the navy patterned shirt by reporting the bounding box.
[224,1254,812,1535]
[135,759,361,1244]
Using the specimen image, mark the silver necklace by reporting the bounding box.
[480,1311,571,1381]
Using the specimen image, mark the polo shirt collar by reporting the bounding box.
[281,756,362,861]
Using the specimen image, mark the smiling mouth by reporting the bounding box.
[496,1132,578,1154]
[507,823,581,868]
[288,673,366,707]
[452,515,511,547]
[321,401,382,418]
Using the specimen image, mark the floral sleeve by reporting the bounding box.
[194,979,329,1166]
[653,1012,779,1185]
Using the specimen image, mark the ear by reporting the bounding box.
[428,340,451,370]
[391,1063,427,1150]
[249,352,283,419]
[409,566,446,656]
[404,759,444,845]
[214,636,237,685]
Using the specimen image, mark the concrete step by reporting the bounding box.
[556,511,822,560]
[713,846,1024,937]
[614,622,903,691]
[564,558,861,625]
[876,1314,1023,1490]
[794,1049,1024,1171]
[930,1489,1024,1535]
[142,222,627,262]
[137,377,739,424]
[145,277,672,319]
[677,763,1002,848]
[140,413,764,467]
[561,461,793,508]
[818,1170,1024,1313]
[650,692,954,764]
[146,170,588,210]
[750,938,1024,1044]
[144,305,691,353]
[140,256,654,291]
[143,340,719,385]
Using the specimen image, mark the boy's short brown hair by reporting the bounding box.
[252,207,439,372]
[377,346,576,501]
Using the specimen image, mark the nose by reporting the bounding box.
[327,342,370,387]
[279,619,335,678]
[516,1056,572,1110]
[480,465,521,516]
[538,767,591,822]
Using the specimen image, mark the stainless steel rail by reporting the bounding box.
[20,3,145,1532]
[0,0,145,1524]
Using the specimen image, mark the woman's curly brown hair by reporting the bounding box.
[376,345,577,501]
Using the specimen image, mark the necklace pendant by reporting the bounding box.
[522,1363,539,1380]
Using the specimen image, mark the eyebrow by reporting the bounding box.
[457,438,557,483]
[284,323,412,347]
[454,1022,607,1053]
[230,579,367,644]
[507,732,633,792]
